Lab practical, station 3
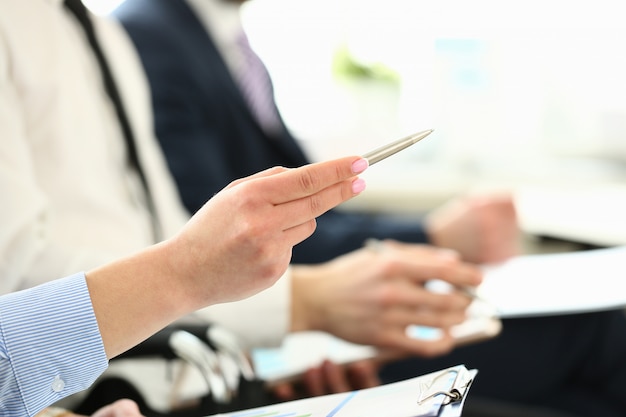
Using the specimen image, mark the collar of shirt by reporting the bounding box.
[185,0,246,74]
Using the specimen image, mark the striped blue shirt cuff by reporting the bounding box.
[0,272,108,416]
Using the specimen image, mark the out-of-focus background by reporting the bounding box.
[91,0,626,248]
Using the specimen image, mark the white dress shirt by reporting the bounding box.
[1,0,291,411]
[186,0,245,75]
[0,273,108,416]
[0,0,290,347]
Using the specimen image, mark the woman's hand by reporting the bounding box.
[87,156,368,358]
[169,156,369,308]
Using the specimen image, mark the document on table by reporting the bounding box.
[516,185,626,247]
[209,365,477,417]
[477,245,626,318]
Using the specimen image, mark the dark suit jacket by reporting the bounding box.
[114,0,428,263]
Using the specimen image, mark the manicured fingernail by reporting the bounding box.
[351,158,369,174]
[352,178,366,194]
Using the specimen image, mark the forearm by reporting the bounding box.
[85,239,198,359]
[289,264,327,333]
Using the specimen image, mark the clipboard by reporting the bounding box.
[208,364,477,417]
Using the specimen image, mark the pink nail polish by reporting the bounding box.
[351,178,366,194]
[351,158,369,174]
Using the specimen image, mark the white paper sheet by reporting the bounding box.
[478,245,626,318]
[516,185,626,247]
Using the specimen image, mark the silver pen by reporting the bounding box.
[362,129,433,166]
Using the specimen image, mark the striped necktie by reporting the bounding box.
[234,30,283,135]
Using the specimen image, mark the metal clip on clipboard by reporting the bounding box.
[416,365,475,416]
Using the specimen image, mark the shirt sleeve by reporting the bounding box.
[0,273,108,416]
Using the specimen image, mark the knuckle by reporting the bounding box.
[378,257,402,276]
[307,194,324,216]
[254,247,290,281]
[440,293,465,310]
[298,169,320,193]
[261,261,288,283]
[426,315,447,328]
[230,214,269,250]
[334,164,344,181]
[376,288,395,307]
[231,186,259,208]
[439,310,466,327]
[269,166,288,174]
[437,293,456,308]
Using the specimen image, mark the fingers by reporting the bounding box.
[255,156,368,205]
[319,360,352,394]
[226,166,288,189]
[371,331,458,359]
[227,157,368,240]
[378,281,471,321]
[269,364,342,401]
[90,399,144,417]
[226,157,368,199]
[271,381,297,401]
[277,177,364,234]
[302,360,369,397]
[406,300,469,328]
[277,359,372,400]
[367,239,483,288]
[346,360,381,389]
[301,363,329,397]
[281,218,318,248]
[175,157,368,306]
